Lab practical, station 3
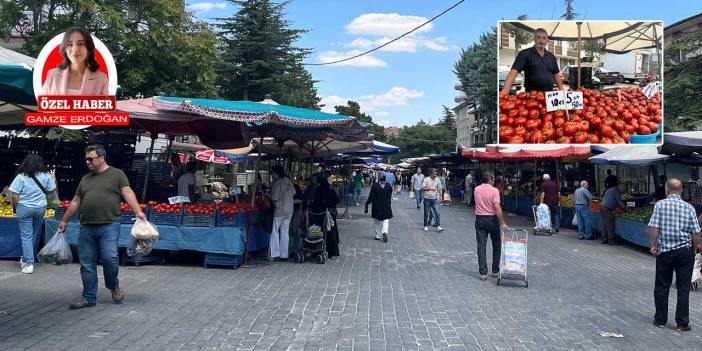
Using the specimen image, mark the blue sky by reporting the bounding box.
[186,0,702,127]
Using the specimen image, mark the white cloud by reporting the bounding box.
[186,2,227,12]
[345,13,432,37]
[318,50,387,67]
[347,36,448,52]
[358,87,424,108]
[374,111,391,117]
[319,95,349,113]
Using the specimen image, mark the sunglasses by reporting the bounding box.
[85,156,102,163]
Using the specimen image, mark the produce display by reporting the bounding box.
[120,202,147,212]
[590,201,601,212]
[560,194,574,208]
[0,201,55,218]
[617,206,653,222]
[499,88,662,144]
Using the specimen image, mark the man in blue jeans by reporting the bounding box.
[411,167,424,209]
[574,180,593,240]
[422,168,444,232]
[59,145,146,309]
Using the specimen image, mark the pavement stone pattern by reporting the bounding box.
[1,190,701,350]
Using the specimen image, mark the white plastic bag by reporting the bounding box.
[131,219,160,240]
[409,191,415,199]
[572,214,578,226]
[692,253,702,285]
[38,231,72,265]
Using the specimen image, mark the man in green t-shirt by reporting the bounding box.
[353,169,363,206]
[59,145,146,309]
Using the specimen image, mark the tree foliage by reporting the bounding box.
[502,15,529,56]
[453,28,497,144]
[560,0,580,20]
[333,100,385,141]
[0,0,220,99]
[440,105,455,129]
[388,120,456,163]
[665,55,702,131]
[215,0,319,109]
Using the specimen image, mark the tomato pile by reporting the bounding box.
[499,88,662,144]
[151,203,185,214]
[59,200,71,209]
[120,202,147,212]
[183,203,216,215]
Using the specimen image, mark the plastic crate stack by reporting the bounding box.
[215,209,249,227]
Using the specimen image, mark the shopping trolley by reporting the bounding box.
[532,205,554,236]
[497,228,528,288]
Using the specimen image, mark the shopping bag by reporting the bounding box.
[38,231,73,265]
[443,193,451,202]
[130,218,160,240]
[409,191,415,199]
[692,253,702,285]
[536,204,551,231]
[572,214,578,226]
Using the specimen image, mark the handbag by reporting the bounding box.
[409,191,415,199]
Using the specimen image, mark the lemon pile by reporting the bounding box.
[0,195,56,218]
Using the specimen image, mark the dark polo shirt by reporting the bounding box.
[512,46,559,92]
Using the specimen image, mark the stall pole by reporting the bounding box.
[653,24,662,78]
[577,22,582,89]
[165,135,175,162]
[140,135,157,203]
[243,137,264,266]
[340,157,354,219]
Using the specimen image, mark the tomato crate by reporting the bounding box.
[54,208,79,222]
[181,213,215,227]
[149,210,183,226]
[216,211,248,227]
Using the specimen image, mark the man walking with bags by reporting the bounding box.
[649,179,700,332]
[473,172,509,281]
[59,145,146,309]
[422,168,443,232]
[411,167,424,210]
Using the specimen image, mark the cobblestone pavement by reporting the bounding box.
[1,191,701,350]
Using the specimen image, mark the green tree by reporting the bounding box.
[665,55,702,131]
[502,15,530,57]
[389,120,456,163]
[440,105,455,129]
[580,39,604,60]
[453,28,497,144]
[0,0,219,98]
[216,0,319,108]
[561,0,579,20]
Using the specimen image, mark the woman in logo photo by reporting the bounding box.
[42,27,108,96]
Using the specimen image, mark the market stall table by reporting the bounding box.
[0,217,42,258]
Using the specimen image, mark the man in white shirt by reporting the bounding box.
[422,168,443,232]
[464,170,474,205]
[411,167,425,210]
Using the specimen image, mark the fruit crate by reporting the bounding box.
[204,253,241,269]
[148,210,183,226]
[182,213,215,227]
[215,211,249,227]
[54,208,79,222]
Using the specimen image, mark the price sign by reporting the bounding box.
[641,82,663,99]
[545,90,565,112]
[566,91,584,110]
[626,201,636,208]
[168,196,191,204]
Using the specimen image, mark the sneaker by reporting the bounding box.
[382,233,388,243]
[374,237,380,241]
[69,299,96,310]
[676,324,691,332]
[110,287,125,304]
[437,226,444,232]
[21,264,34,274]
[653,321,666,329]
[423,226,429,232]
[19,257,24,268]
[479,275,488,281]
[491,272,498,278]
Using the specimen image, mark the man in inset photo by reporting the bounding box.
[501,28,564,94]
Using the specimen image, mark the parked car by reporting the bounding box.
[560,65,602,89]
[594,68,624,85]
[499,67,523,93]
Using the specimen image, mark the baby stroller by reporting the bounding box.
[532,203,554,236]
[294,210,329,264]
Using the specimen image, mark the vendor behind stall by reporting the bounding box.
[177,162,197,202]
[601,182,627,245]
[653,175,667,202]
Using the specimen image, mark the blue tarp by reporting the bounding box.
[44,219,261,255]
[0,217,41,258]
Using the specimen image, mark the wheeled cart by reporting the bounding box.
[294,210,329,264]
[532,205,553,236]
[497,229,528,288]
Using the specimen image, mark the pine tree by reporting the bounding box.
[216,0,319,108]
[440,105,455,129]
[561,0,579,20]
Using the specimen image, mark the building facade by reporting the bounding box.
[453,83,492,147]
[498,24,579,73]
[665,12,702,62]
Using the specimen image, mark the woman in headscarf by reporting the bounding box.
[365,173,393,242]
[309,174,340,258]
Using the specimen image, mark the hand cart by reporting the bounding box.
[294,210,329,264]
[532,205,554,236]
[497,228,528,288]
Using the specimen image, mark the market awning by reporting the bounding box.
[589,145,669,165]
[251,138,371,158]
[659,131,702,155]
[343,140,400,157]
[602,22,662,54]
[510,21,642,41]
[461,144,590,161]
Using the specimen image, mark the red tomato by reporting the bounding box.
[499,126,515,142]
[529,130,544,143]
[554,117,566,128]
[526,100,539,109]
[508,135,525,144]
[580,121,590,132]
[589,134,600,144]
[519,109,529,118]
[508,109,519,118]
[648,122,659,133]
[514,117,527,126]
[554,110,565,118]
[556,136,572,144]
[599,125,615,138]
[499,113,508,125]
[653,115,663,124]
[563,122,579,136]
[524,119,540,130]
[638,125,652,135]
[528,109,540,119]
[618,130,631,142]
[573,131,589,144]
[542,113,553,123]
[613,121,625,132]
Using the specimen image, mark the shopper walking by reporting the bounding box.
[411,167,424,210]
[393,171,402,199]
[473,172,509,281]
[365,173,393,242]
[422,168,443,232]
[540,174,560,233]
[352,169,363,206]
[310,176,340,258]
[9,154,57,274]
[601,182,626,245]
[574,181,593,240]
[649,179,701,331]
[267,165,295,261]
[438,170,447,205]
[58,145,146,309]
[464,171,474,205]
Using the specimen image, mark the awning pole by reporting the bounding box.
[141,135,157,203]
[340,157,353,219]
[577,22,582,89]
[244,136,264,266]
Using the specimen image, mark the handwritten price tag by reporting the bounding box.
[566,91,584,110]
[545,91,565,112]
[168,196,191,204]
[641,82,662,99]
